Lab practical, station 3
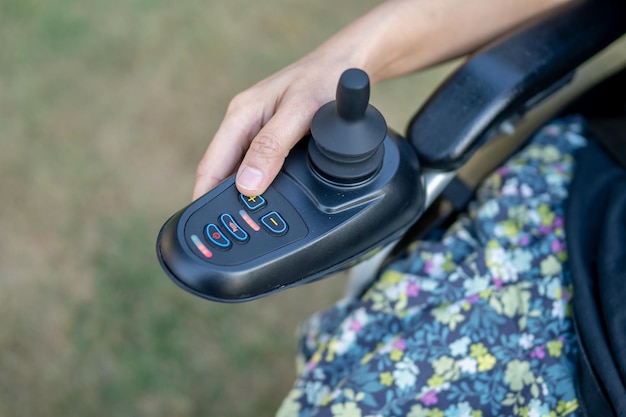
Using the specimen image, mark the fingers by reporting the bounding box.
[235,98,317,196]
[192,94,316,200]
[192,62,339,201]
[192,98,261,200]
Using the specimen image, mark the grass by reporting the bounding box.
[0,0,453,415]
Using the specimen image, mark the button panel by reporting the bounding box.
[184,185,308,266]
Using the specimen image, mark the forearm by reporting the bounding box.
[312,0,574,83]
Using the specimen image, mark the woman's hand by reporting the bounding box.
[192,53,361,200]
[192,0,571,200]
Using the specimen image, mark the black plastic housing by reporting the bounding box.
[157,0,626,304]
[409,0,626,170]
[157,132,424,302]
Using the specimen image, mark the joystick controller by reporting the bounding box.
[156,69,425,302]
[308,68,387,184]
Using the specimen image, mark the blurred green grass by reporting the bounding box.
[0,0,454,415]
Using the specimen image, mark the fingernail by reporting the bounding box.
[237,165,263,191]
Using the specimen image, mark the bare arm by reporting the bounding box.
[193,0,572,199]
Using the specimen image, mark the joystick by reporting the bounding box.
[156,68,425,302]
[308,69,387,184]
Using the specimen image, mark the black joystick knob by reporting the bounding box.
[308,68,387,184]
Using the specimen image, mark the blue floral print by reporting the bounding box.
[276,117,587,417]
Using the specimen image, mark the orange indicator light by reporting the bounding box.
[191,234,213,259]
[239,210,260,231]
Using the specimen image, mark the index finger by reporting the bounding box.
[192,107,262,200]
[234,97,320,196]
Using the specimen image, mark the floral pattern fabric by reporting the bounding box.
[276,117,587,417]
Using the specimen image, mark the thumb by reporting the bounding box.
[235,104,315,196]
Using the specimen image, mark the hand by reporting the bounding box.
[192,0,569,200]
[192,54,357,200]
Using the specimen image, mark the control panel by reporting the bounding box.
[157,69,425,302]
[183,185,308,266]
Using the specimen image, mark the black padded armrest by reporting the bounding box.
[408,0,626,170]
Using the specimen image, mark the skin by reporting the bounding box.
[193,0,573,200]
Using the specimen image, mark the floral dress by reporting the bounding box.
[276,117,587,417]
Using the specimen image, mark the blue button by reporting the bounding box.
[205,224,231,249]
[239,194,266,212]
[261,211,288,236]
[220,213,249,243]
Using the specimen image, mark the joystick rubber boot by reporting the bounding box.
[308,69,387,184]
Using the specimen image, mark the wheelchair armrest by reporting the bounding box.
[408,0,626,170]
